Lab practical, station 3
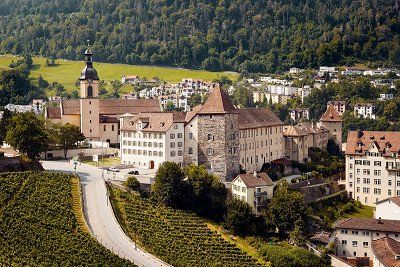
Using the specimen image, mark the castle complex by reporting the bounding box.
[45,49,160,144]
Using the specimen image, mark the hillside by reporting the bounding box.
[0,0,399,73]
[0,55,237,93]
[0,172,134,266]
[110,188,263,267]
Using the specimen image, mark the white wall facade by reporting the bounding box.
[239,125,284,172]
[346,147,400,206]
[375,200,400,220]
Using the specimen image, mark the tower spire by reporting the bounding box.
[80,41,99,80]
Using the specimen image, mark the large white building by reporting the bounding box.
[354,103,376,119]
[333,218,400,259]
[345,131,400,206]
[120,112,186,169]
[120,87,286,182]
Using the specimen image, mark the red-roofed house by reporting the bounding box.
[345,131,400,206]
[230,172,274,214]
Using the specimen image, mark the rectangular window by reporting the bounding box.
[188,147,193,154]
[178,142,182,147]
[170,134,175,139]
[342,240,347,245]
[363,242,368,247]
[352,241,358,247]
[177,133,182,138]
[170,143,175,148]
[374,161,381,166]
[112,125,115,131]
[207,134,213,141]
[207,148,214,155]
[189,133,193,139]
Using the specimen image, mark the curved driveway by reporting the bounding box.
[42,160,170,267]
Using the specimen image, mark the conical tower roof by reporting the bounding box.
[198,86,237,114]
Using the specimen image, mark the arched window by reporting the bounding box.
[87,86,93,97]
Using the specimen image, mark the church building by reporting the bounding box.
[45,48,160,144]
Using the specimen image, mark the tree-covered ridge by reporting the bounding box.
[0,0,399,72]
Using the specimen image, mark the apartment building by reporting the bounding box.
[333,218,400,259]
[345,131,400,206]
[119,112,186,169]
[354,103,376,119]
[231,172,274,215]
[327,100,346,115]
[283,122,329,162]
[290,108,310,122]
[238,108,284,172]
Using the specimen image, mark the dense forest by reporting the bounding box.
[0,0,399,72]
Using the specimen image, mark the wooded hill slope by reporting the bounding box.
[0,0,399,72]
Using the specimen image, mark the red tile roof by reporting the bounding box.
[120,112,186,132]
[59,99,160,116]
[233,172,274,187]
[372,237,400,267]
[46,107,61,119]
[345,131,400,155]
[335,218,400,233]
[376,197,400,207]
[320,104,342,122]
[197,86,237,114]
[237,108,282,129]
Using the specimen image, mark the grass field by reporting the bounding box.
[0,54,238,92]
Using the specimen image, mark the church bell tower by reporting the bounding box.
[79,44,100,141]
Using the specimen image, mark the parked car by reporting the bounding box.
[128,170,139,175]
[109,166,120,172]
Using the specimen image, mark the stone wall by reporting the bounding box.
[197,113,240,182]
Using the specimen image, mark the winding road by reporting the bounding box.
[42,160,170,267]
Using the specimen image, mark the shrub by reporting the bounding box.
[125,176,140,192]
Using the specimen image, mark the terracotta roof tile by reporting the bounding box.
[376,197,400,207]
[46,107,61,119]
[120,112,186,132]
[320,104,342,122]
[283,125,309,136]
[234,172,274,187]
[198,86,237,114]
[335,218,400,233]
[185,105,203,123]
[237,108,283,129]
[61,99,80,115]
[345,131,400,155]
[372,237,400,267]
[99,99,160,115]
[60,99,160,115]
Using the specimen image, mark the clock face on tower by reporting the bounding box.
[88,78,93,84]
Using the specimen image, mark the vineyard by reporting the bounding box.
[0,171,134,266]
[111,189,264,267]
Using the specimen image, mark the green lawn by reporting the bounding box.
[81,157,120,168]
[0,54,238,93]
[340,204,375,219]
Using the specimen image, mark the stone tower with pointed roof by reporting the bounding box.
[80,46,100,141]
[196,86,240,182]
[318,104,343,145]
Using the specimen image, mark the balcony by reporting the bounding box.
[254,191,269,197]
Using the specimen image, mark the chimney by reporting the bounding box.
[357,130,363,139]
[253,171,258,178]
[378,217,383,224]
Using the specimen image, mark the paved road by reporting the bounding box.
[42,160,170,267]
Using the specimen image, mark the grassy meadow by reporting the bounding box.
[0,55,238,93]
